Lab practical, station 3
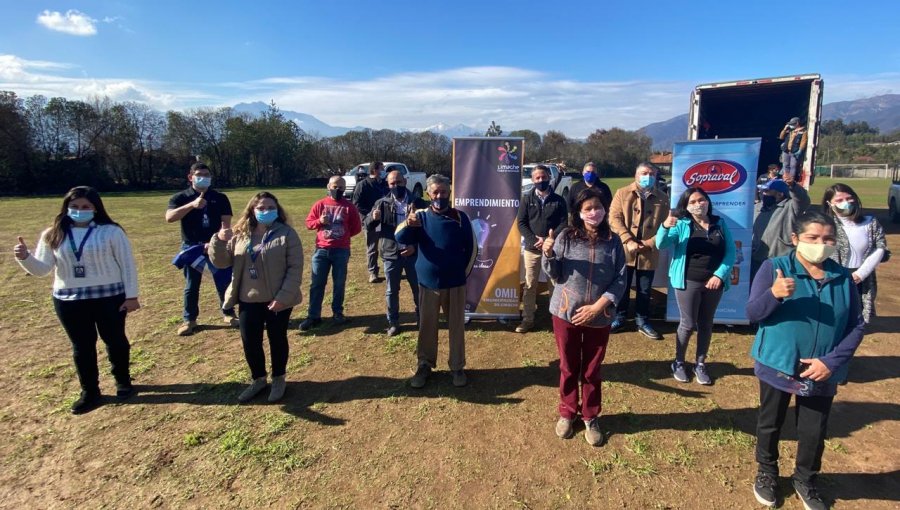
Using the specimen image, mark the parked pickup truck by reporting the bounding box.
[521,163,574,202]
[343,162,427,199]
[889,168,900,223]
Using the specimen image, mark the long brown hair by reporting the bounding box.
[233,192,289,238]
[45,186,119,249]
[566,187,612,242]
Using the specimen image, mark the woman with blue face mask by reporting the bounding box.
[821,183,887,324]
[208,192,304,403]
[14,186,140,414]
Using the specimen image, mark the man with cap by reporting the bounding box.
[779,117,808,182]
[750,175,810,279]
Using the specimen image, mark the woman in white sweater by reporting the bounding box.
[822,183,888,323]
[14,186,140,414]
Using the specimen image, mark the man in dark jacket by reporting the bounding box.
[779,117,808,181]
[366,170,429,336]
[352,161,388,282]
[516,165,567,333]
[395,175,476,389]
[568,162,612,219]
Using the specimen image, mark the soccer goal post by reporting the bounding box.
[829,164,890,179]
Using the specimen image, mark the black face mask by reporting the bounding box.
[329,189,343,200]
[431,197,449,211]
[535,181,550,192]
[762,195,776,208]
[390,185,407,199]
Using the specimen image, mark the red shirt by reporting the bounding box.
[305,197,362,249]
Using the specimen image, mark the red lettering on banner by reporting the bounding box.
[682,160,748,194]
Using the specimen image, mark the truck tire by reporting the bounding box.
[561,187,569,202]
[891,198,900,224]
[413,184,423,198]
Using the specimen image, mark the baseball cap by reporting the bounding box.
[788,117,800,127]
[759,179,789,195]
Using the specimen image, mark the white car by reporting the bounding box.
[343,162,427,199]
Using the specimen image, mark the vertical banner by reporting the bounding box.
[666,138,761,325]
[452,137,524,318]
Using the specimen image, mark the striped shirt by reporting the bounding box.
[18,223,139,301]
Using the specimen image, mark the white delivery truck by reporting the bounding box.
[687,74,824,188]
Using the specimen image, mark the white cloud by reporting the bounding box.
[36,10,97,36]
[2,55,900,136]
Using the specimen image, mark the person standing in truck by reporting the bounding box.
[352,161,388,283]
[779,117,808,181]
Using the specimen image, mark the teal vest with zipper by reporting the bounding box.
[750,252,853,382]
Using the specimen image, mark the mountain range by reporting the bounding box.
[639,94,900,151]
[232,102,478,139]
[232,93,900,150]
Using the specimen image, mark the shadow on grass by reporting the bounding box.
[821,470,900,503]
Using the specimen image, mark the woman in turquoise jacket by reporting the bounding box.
[656,187,735,385]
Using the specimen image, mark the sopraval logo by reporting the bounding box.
[496,142,520,172]
[682,160,747,194]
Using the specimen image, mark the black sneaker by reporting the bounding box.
[793,478,827,510]
[753,472,778,508]
[332,314,349,326]
[299,317,322,331]
[115,383,135,401]
[71,390,102,415]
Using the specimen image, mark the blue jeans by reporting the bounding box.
[384,255,419,324]
[182,243,233,322]
[615,266,654,326]
[307,247,350,319]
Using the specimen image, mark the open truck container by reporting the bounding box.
[687,74,823,188]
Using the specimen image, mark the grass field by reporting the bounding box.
[0,180,897,509]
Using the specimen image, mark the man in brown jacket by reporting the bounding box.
[608,162,669,339]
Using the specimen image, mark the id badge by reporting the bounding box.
[249,266,258,280]
[202,213,210,228]
[74,265,86,278]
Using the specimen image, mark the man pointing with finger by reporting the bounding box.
[166,162,235,336]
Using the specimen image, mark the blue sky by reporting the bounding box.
[2,0,898,136]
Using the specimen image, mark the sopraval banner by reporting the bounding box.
[452,137,524,318]
[666,138,761,325]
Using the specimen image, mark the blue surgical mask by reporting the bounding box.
[832,201,856,217]
[431,197,449,211]
[194,176,211,189]
[391,185,407,199]
[583,171,597,185]
[255,209,278,225]
[67,208,94,223]
[638,175,655,188]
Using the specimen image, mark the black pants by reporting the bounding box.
[756,379,833,483]
[238,301,292,379]
[53,294,131,393]
[674,280,723,363]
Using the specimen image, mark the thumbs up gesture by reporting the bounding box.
[771,268,796,299]
[192,191,207,209]
[663,213,678,228]
[407,210,421,227]
[217,224,233,242]
[14,236,29,260]
[542,229,556,257]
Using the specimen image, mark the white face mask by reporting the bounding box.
[796,241,835,264]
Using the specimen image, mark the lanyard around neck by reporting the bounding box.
[67,225,95,262]
[247,229,275,263]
